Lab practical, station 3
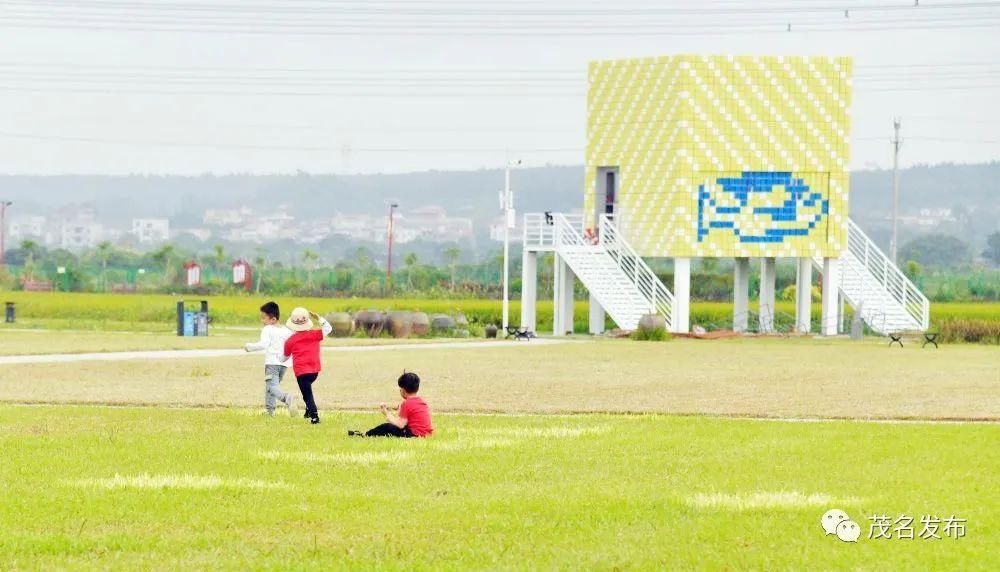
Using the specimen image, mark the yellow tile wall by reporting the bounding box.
[584,55,852,258]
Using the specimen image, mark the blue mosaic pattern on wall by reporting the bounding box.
[697,172,829,244]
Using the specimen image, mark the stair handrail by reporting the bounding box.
[552,213,588,249]
[598,214,674,325]
[846,219,930,330]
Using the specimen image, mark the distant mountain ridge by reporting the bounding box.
[1,161,996,249]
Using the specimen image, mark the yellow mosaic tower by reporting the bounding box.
[521,53,927,339]
[584,54,853,258]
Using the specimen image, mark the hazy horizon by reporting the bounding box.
[2,1,999,176]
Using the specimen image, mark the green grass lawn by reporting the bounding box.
[1,330,996,569]
[1,405,995,570]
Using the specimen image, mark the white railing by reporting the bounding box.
[552,213,588,249]
[524,212,584,249]
[845,219,930,330]
[598,214,674,324]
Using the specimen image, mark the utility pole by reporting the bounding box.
[891,118,902,264]
[386,203,398,294]
[0,201,11,268]
[501,159,521,332]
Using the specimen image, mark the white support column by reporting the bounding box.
[796,257,812,333]
[758,257,776,333]
[561,262,576,335]
[838,292,846,335]
[520,251,537,333]
[588,295,605,335]
[552,254,563,336]
[821,257,841,336]
[672,257,691,333]
[733,257,750,333]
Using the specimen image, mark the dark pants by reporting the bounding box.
[296,373,319,419]
[365,423,414,438]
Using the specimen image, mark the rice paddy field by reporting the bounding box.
[0,293,998,569]
[2,291,998,335]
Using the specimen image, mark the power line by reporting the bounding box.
[1,60,997,73]
[7,0,1000,17]
[2,12,997,27]
[0,129,584,153]
[3,128,997,153]
[1,12,998,35]
[4,4,997,24]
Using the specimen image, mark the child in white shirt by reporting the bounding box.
[244,301,296,416]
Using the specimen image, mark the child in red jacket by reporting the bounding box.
[282,307,332,424]
[355,372,434,438]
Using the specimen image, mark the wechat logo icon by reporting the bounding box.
[822,509,861,543]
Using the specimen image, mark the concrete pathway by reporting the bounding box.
[0,339,568,365]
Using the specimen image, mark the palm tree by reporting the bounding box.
[96,241,113,292]
[151,244,175,285]
[443,246,461,291]
[492,249,505,288]
[403,252,418,289]
[253,249,266,294]
[302,249,320,287]
[354,247,372,287]
[20,240,38,281]
[212,244,226,283]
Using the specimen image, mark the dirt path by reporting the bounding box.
[0,339,568,365]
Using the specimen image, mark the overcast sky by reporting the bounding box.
[1,0,998,175]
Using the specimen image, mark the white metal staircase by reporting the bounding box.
[551,213,673,330]
[814,219,930,335]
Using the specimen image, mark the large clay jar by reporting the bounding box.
[325,312,354,338]
[484,324,498,339]
[411,312,431,336]
[387,311,413,339]
[637,313,667,333]
[354,310,385,338]
[454,312,470,329]
[431,314,456,333]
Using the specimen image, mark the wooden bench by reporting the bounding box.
[888,331,939,348]
[505,326,535,341]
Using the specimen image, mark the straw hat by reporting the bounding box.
[286,307,313,332]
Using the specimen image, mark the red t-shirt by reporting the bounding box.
[399,397,433,437]
[283,330,324,376]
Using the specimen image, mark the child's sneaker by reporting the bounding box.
[310,416,321,425]
[348,430,364,437]
[285,395,297,416]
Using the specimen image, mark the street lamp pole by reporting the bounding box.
[386,203,398,294]
[0,201,11,268]
[501,160,520,332]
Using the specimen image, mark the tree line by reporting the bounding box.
[1,232,998,301]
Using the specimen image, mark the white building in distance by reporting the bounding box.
[132,218,170,244]
[8,216,48,243]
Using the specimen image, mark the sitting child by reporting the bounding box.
[357,372,433,438]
